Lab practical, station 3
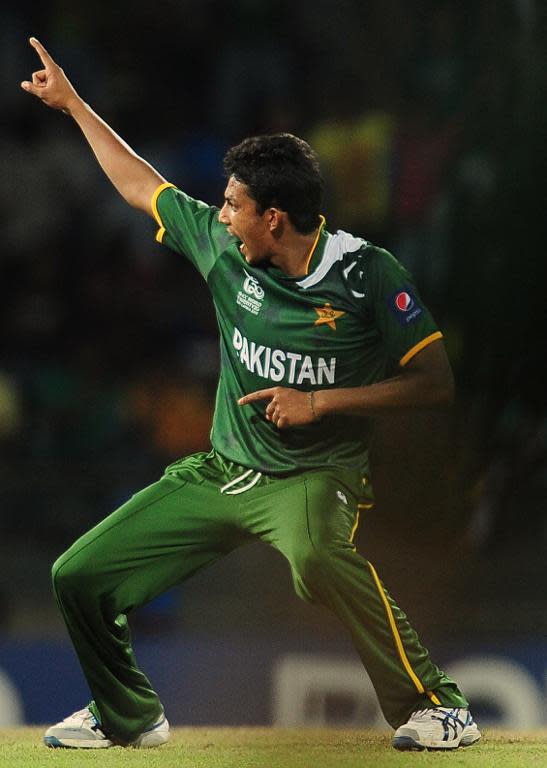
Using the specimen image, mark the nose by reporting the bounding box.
[218,203,230,225]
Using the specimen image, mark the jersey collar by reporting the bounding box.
[265,216,328,283]
[303,215,327,275]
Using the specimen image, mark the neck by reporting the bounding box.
[270,216,325,277]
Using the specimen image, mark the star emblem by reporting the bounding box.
[314,303,345,330]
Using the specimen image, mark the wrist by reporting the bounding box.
[307,390,318,421]
[64,94,84,118]
[310,389,329,419]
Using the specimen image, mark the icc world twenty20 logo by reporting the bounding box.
[243,270,265,300]
[237,269,265,315]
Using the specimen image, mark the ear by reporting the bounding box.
[267,207,284,232]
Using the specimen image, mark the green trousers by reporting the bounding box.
[52,450,467,743]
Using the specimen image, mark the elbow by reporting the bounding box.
[436,369,455,407]
[440,382,455,408]
[414,367,454,408]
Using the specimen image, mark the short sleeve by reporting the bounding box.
[365,247,442,367]
[151,183,236,280]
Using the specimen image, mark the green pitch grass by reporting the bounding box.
[1,727,546,768]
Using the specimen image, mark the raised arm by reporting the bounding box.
[21,37,165,215]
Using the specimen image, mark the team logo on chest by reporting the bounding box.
[314,303,345,330]
[236,269,265,315]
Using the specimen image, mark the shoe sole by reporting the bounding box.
[44,735,113,749]
[134,734,169,748]
[393,730,482,751]
[460,730,482,747]
[44,731,169,749]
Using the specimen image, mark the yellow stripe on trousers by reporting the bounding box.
[368,561,441,706]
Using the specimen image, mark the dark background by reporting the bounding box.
[1,1,546,646]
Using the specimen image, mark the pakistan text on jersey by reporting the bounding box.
[232,327,336,386]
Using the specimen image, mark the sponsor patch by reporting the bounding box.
[388,287,423,325]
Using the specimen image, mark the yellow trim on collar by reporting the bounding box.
[151,182,176,243]
[400,331,443,367]
[304,215,326,275]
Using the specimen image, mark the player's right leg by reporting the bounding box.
[46,454,243,748]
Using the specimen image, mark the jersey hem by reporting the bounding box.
[151,182,176,244]
[399,331,443,367]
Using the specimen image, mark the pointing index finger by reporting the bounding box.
[29,37,56,68]
[238,388,276,405]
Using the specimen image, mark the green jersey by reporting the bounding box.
[152,183,442,475]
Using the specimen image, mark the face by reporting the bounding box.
[218,176,274,266]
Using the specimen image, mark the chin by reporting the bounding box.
[244,251,266,267]
[239,242,270,267]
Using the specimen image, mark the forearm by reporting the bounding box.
[313,339,455,419]
[240,341,455,428]
[67,97,165,213]
[313,371,454,419]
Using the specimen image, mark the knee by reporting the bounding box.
[290,540,355,604]
[51,550,92,602]
[291,539,337,585]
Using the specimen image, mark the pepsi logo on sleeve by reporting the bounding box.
[388,287,423,325]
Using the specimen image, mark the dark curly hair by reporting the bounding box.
[223,133,324,234]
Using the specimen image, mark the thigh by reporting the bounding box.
[240,468,361,561]
[302,469,362,550]
[55,473,242,603]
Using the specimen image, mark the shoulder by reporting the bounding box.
[155,184,221,219]
[296,229,370,291]
[295,228,408,308]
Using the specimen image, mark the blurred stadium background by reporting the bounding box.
[1,0,546,732]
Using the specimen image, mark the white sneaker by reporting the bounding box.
[392,707,481,750]
[44,706,169,749]
[133,715,170,748]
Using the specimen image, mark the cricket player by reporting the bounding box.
[21,37,480,751]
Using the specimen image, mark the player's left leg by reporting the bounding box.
[241,467,475,741]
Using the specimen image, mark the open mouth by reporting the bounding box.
[226,227,249,258]
[227,227,245,254]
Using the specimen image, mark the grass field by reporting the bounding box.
[1,727,547,768]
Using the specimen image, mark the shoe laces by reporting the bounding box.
[410,708,469,739]
[65,707,101,730]
[68,707,94,721]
